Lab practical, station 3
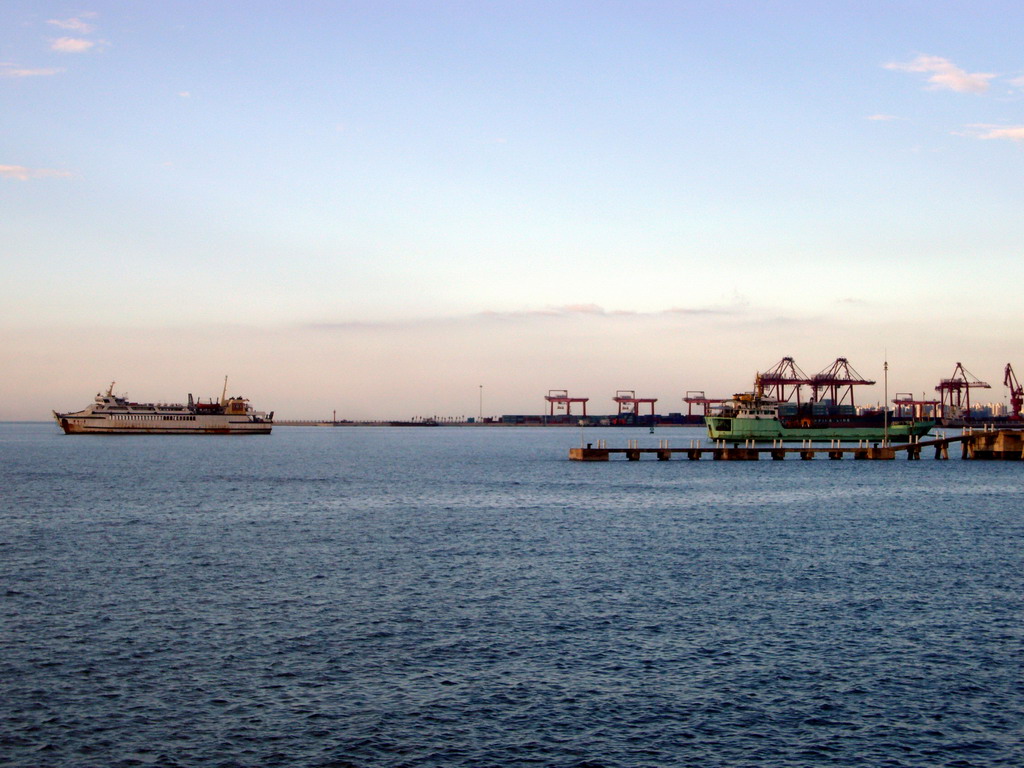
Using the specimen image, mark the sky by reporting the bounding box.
[3,1,1024,420]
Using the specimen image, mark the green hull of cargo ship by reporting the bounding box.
[706,416,935,442]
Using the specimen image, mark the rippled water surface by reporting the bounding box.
[3,423,1024,767]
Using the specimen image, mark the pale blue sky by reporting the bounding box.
[4,1,1024,419]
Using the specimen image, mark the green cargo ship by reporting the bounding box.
[705,392,934,442]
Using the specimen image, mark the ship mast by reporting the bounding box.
[221,375,228,406]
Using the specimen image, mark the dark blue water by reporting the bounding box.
[2,422,1023,767]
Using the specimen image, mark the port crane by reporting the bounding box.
[810,358,875,409]
[893,393,939,421]
[613,390,657,420]
[544,390,589,417]
[683,390,729,418]
[935,362,990,421]
[757,357,813,403]
[1005,364,1023,420]
[757,356,876,410]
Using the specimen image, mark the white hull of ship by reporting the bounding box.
[55,415,272,435]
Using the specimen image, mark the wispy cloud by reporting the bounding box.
[50,37,95,53]
[885,54,994,94]
[47,17,95,34]
[0,65,64,78]
[306,303,743,331]
[866,114,898,121]
[478,304,739,321]
[482,304,615,319]
[964,124,1024,141]
[0,164,72,181]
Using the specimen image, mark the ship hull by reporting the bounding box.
[55,415,271,435]
[706,416,934,442]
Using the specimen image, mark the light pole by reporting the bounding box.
[883,358,889,446]
[479,385,483,422]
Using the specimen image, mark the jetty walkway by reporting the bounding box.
[569,428,1024,462]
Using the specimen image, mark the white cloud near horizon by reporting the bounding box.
[886,54,994,93]
[866,114,898,121]
[50,37,95,53]
[0,165,72,180]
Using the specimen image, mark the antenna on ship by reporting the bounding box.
[106,381,116,397]
[221,375,228,406]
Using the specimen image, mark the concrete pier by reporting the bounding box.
[960,428,1024,459]
[568,430,1024,462]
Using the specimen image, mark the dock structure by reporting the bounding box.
[569,428,1024,462]
[959,428,1024,459]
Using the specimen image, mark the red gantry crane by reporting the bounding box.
[893,393,940,421]
[613,390,658,420]
[683,391,729,418]
[935,363,990,421]
[544,390,589,417]
[757,357,813,403]
[1004,364,1023,421]
[810,358,875,410]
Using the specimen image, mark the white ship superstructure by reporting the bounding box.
[54,382,273,435]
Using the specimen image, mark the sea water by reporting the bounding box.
[2,423,1023,767]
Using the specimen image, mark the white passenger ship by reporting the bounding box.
[54,381,273,435]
